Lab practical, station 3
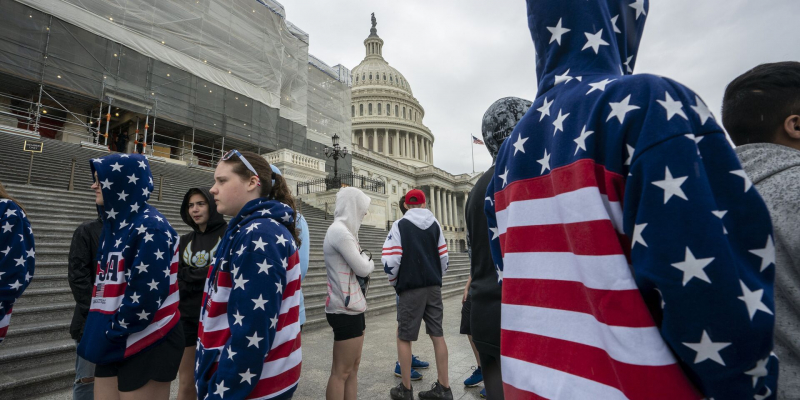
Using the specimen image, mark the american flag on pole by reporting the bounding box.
[484,1,778,399]
[472,135,485,145]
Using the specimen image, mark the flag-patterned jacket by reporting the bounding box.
[77,154,180,364]
[0,198,35,343]
[484,1,778,399]
[196,198,302,400]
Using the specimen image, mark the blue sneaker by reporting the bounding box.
[411,354,430,369]
[480,388,486,398]
[464,366,483,387]
[394,362,423,381]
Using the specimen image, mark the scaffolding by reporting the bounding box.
[0,0,349,168]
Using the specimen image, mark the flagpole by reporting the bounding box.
[471,134,475,173]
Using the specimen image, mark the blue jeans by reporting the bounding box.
[73,342,96,400]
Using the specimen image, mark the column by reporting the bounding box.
[429,141,434,164]
[448,191,454,228]
[371,129,377,152]
[452,192,459,230]
[434,187,442,222]
[404,132,409,157]
[418,137,423,160]
[383,129,389,155]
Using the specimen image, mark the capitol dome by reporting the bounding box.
[351,15,434,167]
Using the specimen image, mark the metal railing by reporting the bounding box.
[297,173,386,195]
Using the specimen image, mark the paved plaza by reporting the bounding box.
[37,294,486,400]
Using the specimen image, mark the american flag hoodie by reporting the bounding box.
[196,198,302,400]
[484,1,778,399]
[0,198,35,343]
[77,154,180,364]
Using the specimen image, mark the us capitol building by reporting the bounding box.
[292,15,476,252]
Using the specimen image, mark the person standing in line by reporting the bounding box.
[271,165,310,331]
[392,196,430,381]
[384,189,451,400]
[175,187,226,400]
[0,182,35,344]
[77,154,183,400]
[196,150,302,400]
[467,97,533,400]
[67,201,103,399]
[724,61,800,399]
[484,1,777,398]
[324,187,374,400]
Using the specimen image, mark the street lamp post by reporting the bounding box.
[323,133,348,180]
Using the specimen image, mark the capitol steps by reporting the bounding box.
[0,133,470,399]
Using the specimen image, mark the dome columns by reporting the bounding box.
[352,127,433,163]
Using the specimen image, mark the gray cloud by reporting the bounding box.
[280,0,798,175]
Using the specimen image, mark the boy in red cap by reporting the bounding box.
[383,189,451,400]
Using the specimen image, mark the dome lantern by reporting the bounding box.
[364,13,384,59]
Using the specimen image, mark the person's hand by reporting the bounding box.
[462,285,469,303]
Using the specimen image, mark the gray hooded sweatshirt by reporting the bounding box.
[737,143,800,399]
[323,187,374,315]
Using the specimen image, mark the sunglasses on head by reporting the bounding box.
[221,149,261,186]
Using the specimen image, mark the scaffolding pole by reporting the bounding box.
[142,111,150,155]
[150,99,158,156]
[104,103,111,146]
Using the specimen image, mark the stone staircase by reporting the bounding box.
[0,133,470,399]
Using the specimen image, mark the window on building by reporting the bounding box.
[378,103,382,115]
[358,134,363,147]
[362,73,365,81]
[355,75,359,82]
[383,73,386,80]
[386,104,390,115]
[378,135,383,152]
[369,73,372,80]
[403,107,406,119]
[390,75,393,82]
[395,105,399,116]
[392,185,397,194]
[359,104,364,116]
[351,105,355,117]
[369,103,373,115]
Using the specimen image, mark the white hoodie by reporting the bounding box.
[323,187,374,315]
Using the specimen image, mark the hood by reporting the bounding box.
[180,187,226,233]
[333,187,371,237]
[482,97,533,161]
[527,0,647,94]
[403,207,436,230]
[736,143,800,184]
[90,153,153,229]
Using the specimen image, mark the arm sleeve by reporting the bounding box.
[0,206,34,342]
[68,224,94,313]
[107,228,174,338]
[204,250,285,400]
[297,216,310,280]
[332,232,374,278]
[381,222,402,286]
[623,132,777,398]
[437,222,449,276]
[484,179,503,283]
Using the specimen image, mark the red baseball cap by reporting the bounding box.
[405,189,426,205]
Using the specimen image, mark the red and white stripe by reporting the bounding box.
[200,251,302,399]
[0,308,11,341]
[125,242,181,356]
[438,244,448,257]
[496,159,701,399]
[382,246,403,257]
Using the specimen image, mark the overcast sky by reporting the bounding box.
[279,0,798,175]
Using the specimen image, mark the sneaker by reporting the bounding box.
[464,366,483,387]
[412,354,430,369]
[394,362,423,380]
[418,380,454,400]
[480,388,486,398]
[390,382,413,400]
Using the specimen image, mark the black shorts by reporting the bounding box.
[326,312,365,341]
[95,324,184,392]
[179,289,204,347]
[460,294,472,335]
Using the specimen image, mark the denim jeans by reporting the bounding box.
[73,342,96,400]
